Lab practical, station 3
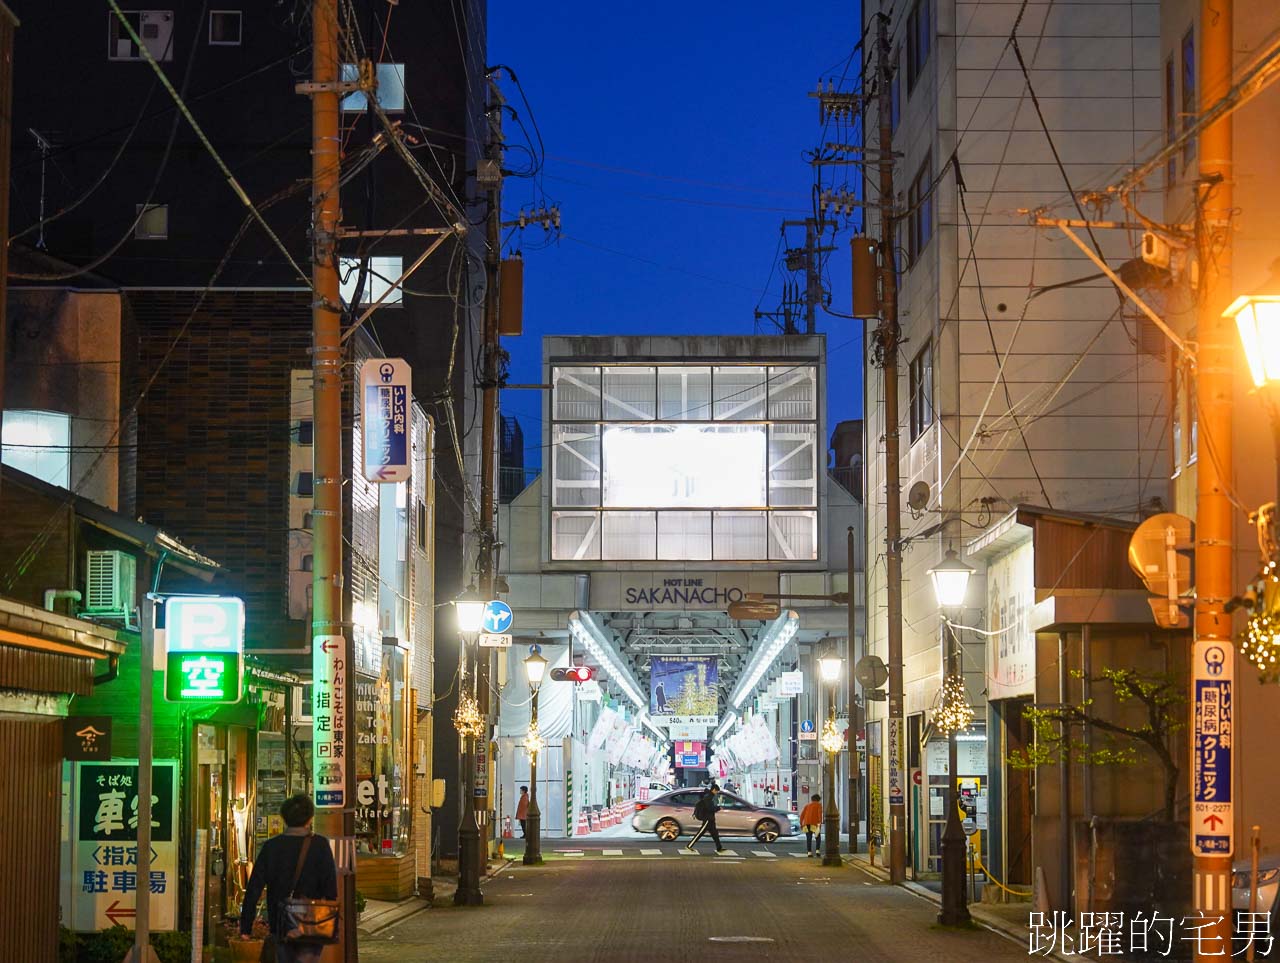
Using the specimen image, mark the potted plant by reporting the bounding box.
[221,915,270,963]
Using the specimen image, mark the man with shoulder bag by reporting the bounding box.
[239,794,340,963]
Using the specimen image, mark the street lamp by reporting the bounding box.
[452,585,486,905]
[817,648,843,867]
[928,550,973,926]
[523,648,548,866]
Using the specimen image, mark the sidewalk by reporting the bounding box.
[357,857,514,936]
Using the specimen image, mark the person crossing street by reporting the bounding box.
[800,793,823,856]
[685,783,724,853]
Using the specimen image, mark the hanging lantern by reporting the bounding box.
[935,674,974,734]
[453,693,485,738]
[526,721,545,757]
[820,718,843,755]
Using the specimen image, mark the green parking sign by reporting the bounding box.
[163,596,244,704]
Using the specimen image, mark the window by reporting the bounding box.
[295,471,314,497]
[1181,28,1196,168]
[1,410,71,488]
[909,340,934,442]
[1164,57,1176,188]
[417,500,427,550]
[906,0,931,94]
[908,153,933,265]
[890,49,902,133]
[339,255,403,306]
[108,10,174,61]
[301,554,313,573]
[296,419,313,445]
[341,63,406,113]
[208,10,241,45]
[135,203,168,240]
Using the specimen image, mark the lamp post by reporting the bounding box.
[523,648,548,866]
[818,650,843,867]
[1227,284,1280,501]
[453,588,486,905]
[929,549,974,927]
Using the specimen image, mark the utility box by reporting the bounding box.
[499,254,524,336]
[851,237,879,319]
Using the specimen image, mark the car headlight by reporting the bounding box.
[1234,868,1279,887]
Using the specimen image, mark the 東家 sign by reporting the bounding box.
[69,760,178,932]
[64,716,113,761]
[361,358,411,483]
[1191,639,1233,857]
[482,600,514,634]
[313,635,348,809]
[163,596,244,703]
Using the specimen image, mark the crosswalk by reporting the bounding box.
[549,847,817,860]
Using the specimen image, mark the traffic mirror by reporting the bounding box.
[1128,512,1194,629]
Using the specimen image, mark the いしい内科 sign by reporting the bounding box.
[1191,639,1233,857]
[361,358,411,483]
[163,596,244,703]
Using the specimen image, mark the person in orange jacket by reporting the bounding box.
[799,794,823,856]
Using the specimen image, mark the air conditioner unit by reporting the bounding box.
[84,550,137,618]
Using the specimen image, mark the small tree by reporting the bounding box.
[1007,667,1184,821]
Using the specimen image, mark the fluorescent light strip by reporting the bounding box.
[712,710,737,743]
[729,613,798,709]
[569,613,646,710]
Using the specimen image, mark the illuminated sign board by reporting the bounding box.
[162,596,244,704]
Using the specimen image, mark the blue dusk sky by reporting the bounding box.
[489,1,865,470]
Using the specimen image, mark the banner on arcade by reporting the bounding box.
[649,655,718,725]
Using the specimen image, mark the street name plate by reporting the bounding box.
[479,633,512,648]
[1191,639,1233,857]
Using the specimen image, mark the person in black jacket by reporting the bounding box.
[239,794,338,963]
[685,783,724,853]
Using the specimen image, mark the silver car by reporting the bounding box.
[1232,853,1280,933]
[631,788,799,843]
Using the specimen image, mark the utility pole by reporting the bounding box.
[847,525,861,853]
[307,0,357,957]
[456,69,505,907]
[1193,0,1234,956]
[781,218,835,335]
[872,9,907,886]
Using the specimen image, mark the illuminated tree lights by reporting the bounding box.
[525,721,545,757]
[1242,609,1280,681]
[934,674,974,734]
[819,718,844,755]
[453,694,485,738]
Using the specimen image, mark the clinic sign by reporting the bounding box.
[313,635,348,809]
[361,358,411,483]
[1191,639,1233,857]
[163,596,244,703]
[68,760,178,932]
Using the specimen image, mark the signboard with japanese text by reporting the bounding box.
[986,537,1038,700]
[361,358,411,483]
[163,596,245,704]
[887,718,905,807]
[778,670,804,697]
[649,655,718,725]
[313,635,348,809]
[69,760,177,932]
[1191,639,1233,857]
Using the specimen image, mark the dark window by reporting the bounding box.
[301,554,313,573]
[296,472,313,497]
[1165,57,1176,188]
[1181,28,1196,168]
[302,511,314,530]
[890,49,902,133]
[908,153,933,265]
[909,339,934,442]
[670,792,699,807]
[906,0,931,94]
[208,10,241,45]
[296,419,313,445]
[417,500,427,550]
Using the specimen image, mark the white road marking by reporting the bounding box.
[718,850,739,857]
[559,851,584,857]
[640,848,663,855]
[602,849,624,856]
[678,848,697,855]
[753,850,777,857]
[790,852,808,857]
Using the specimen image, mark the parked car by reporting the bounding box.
[1232,853,1280,933]
[631,788,799,843]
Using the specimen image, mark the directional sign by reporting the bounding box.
[360,358,411,483]
[479,633,512,648]
[799,719,815,733]
[887,718,905,806]
[313,635,348,809]
[482,600,514,634]
[1191,639,1233,857]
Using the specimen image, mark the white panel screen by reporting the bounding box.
[713,511,767,560]
[658,366,712,420]
[551,425,601,507]
[768,511,818,561]
[553,367,601,421]
[552,511,600,560]
[768,424,817,507]
[601,424,766,508]
[602,366,656,421]
[657,511,712,560]
[768,365,817,420]
[602,511,656,560]
[713,366,767,420]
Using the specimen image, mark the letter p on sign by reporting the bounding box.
[165,596,245,655]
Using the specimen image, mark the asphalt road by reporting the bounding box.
[358,843,1034,963]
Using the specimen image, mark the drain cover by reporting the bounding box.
[708,936,775,943]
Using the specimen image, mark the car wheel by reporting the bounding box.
[656,818,681,841]
[755,819,780,843]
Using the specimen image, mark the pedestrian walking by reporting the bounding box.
[685,783,724,853]
[516,785,530,838]
[238,794,339,963]
[800,793,823,856]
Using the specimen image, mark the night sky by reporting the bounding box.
[489,1,865,471]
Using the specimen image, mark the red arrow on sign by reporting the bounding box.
[105,900,136,926]
[321,639,339,654]
[1203,814,1225,831]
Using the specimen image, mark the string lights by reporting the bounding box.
[819,718,843,755]
[1242,609,1280,681]
[934,674,974,734]
[526,721,545,757]
[453,693,485,738]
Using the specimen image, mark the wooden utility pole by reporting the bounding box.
[873,10,907,885]
[307,0,357,957]
[1193,0,1234,956]
[847,525,861,852]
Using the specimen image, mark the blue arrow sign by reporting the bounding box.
[800,719,815,733]
[482,600,513,634]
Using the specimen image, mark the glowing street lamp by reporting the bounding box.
[1226,292,1280,388]
[928,550,974,609]
[816,645,843,867]
[818,653,842,684]
[523,647,548,865]
[454,586,486,634]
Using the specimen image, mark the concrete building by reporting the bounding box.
[859,0,1170,894]
[496,335,865,839]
